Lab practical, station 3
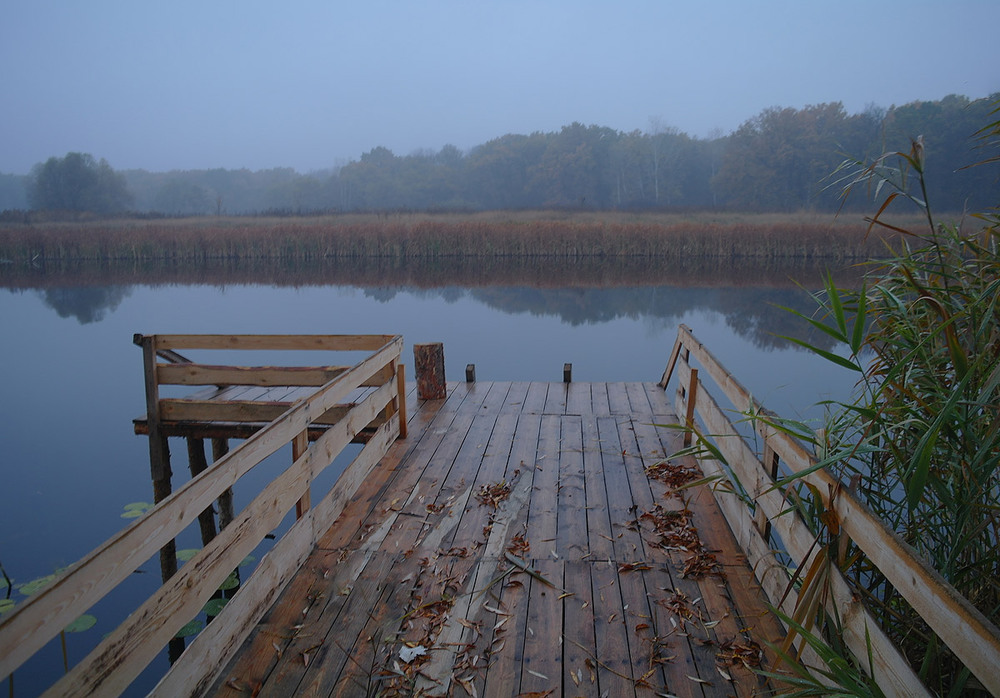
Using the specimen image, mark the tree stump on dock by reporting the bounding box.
[414,342,447,399]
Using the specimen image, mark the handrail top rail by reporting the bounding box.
[134,333,400,352]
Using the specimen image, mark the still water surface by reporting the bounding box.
[0,260,857,694]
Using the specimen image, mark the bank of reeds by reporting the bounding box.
[0,211,913,266]
[763,132,1000,695]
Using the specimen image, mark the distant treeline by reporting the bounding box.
[0,93,996,216]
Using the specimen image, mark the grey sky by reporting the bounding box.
[2,1,997,174]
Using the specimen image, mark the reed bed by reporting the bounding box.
[0,212,910,266]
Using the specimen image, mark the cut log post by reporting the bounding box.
[414,342,446,400]
[563,363,572,383]
[466,363,476,382]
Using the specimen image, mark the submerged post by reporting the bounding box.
[414,342,447,400]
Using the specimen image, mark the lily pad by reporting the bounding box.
[218,571,240,591]
[239,555,256,567]
[176,548,201,562]
[121,502,153,519]
[0,599,15,615]
[64,614,97,633]
[203,597,229,617]
[18,574,57,596]
[174,619,203,638]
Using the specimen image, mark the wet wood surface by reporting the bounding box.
[207,381,784,697]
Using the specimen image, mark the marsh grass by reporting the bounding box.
[0,211,914,266]
[768,116,1000,695]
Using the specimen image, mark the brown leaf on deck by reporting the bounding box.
[476,479,512,509]
[646,459,702,489]
[717,637,764,669]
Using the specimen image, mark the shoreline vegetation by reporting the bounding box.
[0,211,924,269]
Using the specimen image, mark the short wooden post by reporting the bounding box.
[414,342,446,400]
[466,363,476,382]
[563,363,572,383]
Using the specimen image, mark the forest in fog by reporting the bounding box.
[1,93,996,217]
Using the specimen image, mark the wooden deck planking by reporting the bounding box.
[207,382,781,697]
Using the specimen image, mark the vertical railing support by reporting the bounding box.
[293,430,310,519]
[683,366,699,447]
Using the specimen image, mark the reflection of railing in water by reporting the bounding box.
[0,334,406,696]
[661,324,1000,696]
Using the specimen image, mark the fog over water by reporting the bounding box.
[2,1,998,174]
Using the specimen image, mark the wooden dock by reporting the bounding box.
[205,380,784,697]
[6,330,995,697]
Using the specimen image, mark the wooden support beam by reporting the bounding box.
[186,438,218,546]
[211,438,234,530]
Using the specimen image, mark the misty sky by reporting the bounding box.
[2,1,998,175]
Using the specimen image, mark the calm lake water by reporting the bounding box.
[0,258,859,695]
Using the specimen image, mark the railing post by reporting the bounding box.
[683,367,698,447]
[396,362,408,439]
[755,444,780,543]
[293,430,310,519]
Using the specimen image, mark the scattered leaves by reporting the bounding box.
[646,459,702,489]
[476,479,512,509]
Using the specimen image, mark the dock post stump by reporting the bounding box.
[414,342,447,400]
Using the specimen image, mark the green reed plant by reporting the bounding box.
[776,107,1000,695]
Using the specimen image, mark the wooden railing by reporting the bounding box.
[661,324,1000,697]
[0,334,407,696]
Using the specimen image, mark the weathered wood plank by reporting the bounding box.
[556,415,587,559]
[606,382,632,415]
[519,558,564,696]
[543,381,569,415]
[566,381,593,415]
[591,382,612,416]
[562,560,600,696]
[527,414,562,556]
[522,381,549,414]
[156,363,351,387]
[152,333,398,352]
[597,417,646,564]
[582,414,615,560]
[625,381,654,415]
[499,380,531,414]
[590,562,637,697]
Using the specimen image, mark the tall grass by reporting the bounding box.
[773,110,1000,695]
[0,212,908,266]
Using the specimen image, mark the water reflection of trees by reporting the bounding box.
[9,257,859,348]
[38,286,131,324]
